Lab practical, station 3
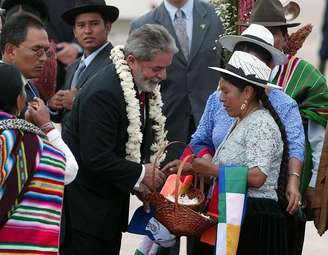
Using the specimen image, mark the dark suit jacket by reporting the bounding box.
[130,0,224,162]
[52,43,113,128]
[62,63,154,240]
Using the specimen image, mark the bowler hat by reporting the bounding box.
[61,0,119,26]
[243,0,300,28]
[1,0,48,21]
[209,51,281,90]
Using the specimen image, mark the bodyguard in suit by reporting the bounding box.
[48,0,117,128]
[61,24,176,255]
[130,0,224,162]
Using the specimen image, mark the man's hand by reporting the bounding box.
[60,89,78,110]
[56,42,80,66]
[286,175,301,215]
[142,163,166,190]
[48,90,65,110]
[25,98,50,127]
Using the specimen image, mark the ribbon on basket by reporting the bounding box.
[215,165,248,255]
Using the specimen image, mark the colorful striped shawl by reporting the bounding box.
[273,55,328,194]
[0,125,65,254]
[274,55,328,126]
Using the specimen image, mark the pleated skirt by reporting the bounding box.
[237,197,288,255]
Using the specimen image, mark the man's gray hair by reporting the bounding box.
[125,24,178,61]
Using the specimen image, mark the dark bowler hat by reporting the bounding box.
[1,0,49,21]
[245,0,300,28]
[61,0,119,26]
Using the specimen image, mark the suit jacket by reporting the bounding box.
[62,63,154,240]
[313,124,328,236]
[52,43,113,128]
[130,0,223,162]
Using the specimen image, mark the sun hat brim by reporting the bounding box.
[219,35,288,65]
[209,66,282,90]
[238,21,301,28]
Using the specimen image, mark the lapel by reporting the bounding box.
[154,3,188,65]
[76,43,113,89]
[189,0,210,65]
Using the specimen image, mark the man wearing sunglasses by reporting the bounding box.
[0,13,49,110]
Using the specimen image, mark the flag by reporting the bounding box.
[216,165,248,255]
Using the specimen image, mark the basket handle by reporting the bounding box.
[151,141,189,192]
[174,154,194,207]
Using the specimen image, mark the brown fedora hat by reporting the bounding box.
[242,0,300,28]
[61,0,119,26]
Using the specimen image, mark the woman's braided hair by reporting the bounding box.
[259,90,289,207]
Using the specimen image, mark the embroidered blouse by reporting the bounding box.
[212,109,283,200]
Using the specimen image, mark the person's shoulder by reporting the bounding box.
[78,64,122,100]
[41,138,66,163]
[246,109,278,130]
[268,89,297,107]
[130,8,158,30]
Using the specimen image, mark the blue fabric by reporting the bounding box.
[190,89,305,162]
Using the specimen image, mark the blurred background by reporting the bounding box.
[104,0,328,254]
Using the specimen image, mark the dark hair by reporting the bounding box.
[234,41,272,66]
[0,13,45,54]
[5,4,45,22]
[222,72,289,206]
[0,63,24,114]
[279,26,289,38]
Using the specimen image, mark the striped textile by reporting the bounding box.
[216,166,248,255]
[274,55,328,126]
[0,129,65,254]
[273,55,328,194]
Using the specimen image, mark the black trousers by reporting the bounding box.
[60,228,122,255]
[286,214,306,255]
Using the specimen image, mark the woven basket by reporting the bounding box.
[146,149,217,236]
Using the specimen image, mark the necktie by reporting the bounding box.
[174,9,189,60]
[71,60,86,88]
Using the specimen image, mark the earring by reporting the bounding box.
[240,99,248,111]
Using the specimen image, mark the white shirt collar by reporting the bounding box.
[164,0,194,22]
[81,42,109,67]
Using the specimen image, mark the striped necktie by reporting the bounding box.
[174,9,189,60]
[71,60,86,88]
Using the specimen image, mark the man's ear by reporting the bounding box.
[4,43,17,63]
[105,22,112,34]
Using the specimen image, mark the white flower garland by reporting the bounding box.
[110,45,168,164]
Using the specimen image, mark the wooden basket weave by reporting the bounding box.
[145,144,216,236]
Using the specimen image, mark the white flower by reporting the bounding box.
[110,45,168,164]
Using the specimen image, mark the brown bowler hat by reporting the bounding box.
[61,0,119,26]
[243,0,300,28]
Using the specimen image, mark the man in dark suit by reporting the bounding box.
[61,24,177,255]
[48,0,117,128]
[0,13,47,108]
[130,0,224,163]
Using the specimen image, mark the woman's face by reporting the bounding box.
[219,78,245,118]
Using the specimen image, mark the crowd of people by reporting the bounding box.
[0,0,327,254]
